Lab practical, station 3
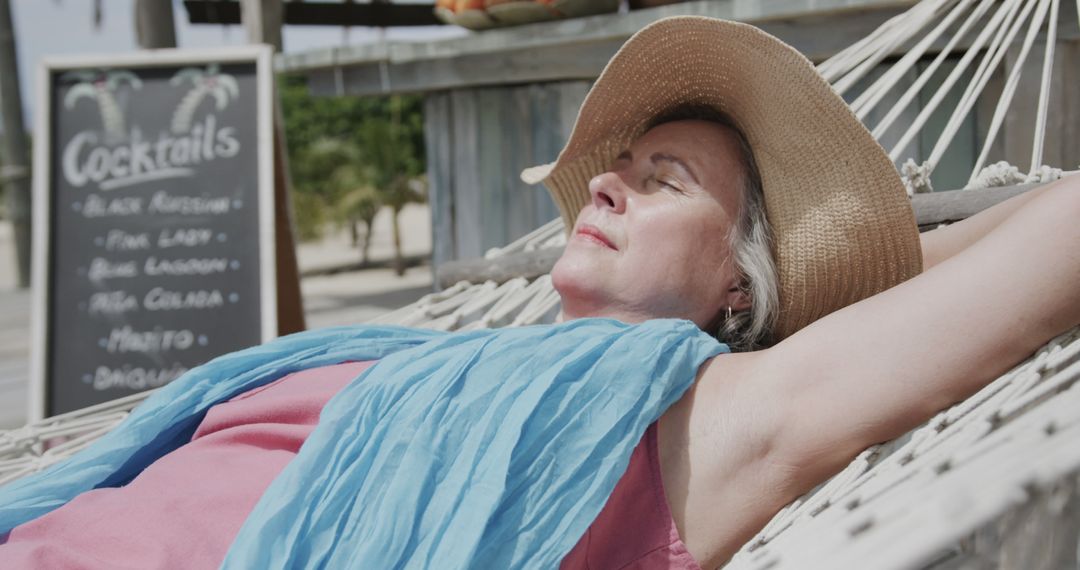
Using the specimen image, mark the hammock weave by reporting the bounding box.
[4,0,1079,567]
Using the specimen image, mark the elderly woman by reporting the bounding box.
[2,16,1080,570]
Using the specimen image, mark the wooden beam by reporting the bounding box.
[280,0,1080,96]
[305,38,622,96]
[184,0,241,25]
[283,0,916,70]
[184,1,445,27]
[435,183,1040,288]
[241,0,283,52]
[282,0,916,95]
[437,247,563,289]
[298,9,909,96]
[913,183,1040,228]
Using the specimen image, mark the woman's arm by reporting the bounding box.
[920,183,1054,270]
[756,174,1080,491]
[666,176,1080,568]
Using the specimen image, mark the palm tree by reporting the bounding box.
[62,69,142,143]
[283,90,428,271]
[381,172,427,276]
[300,138,384,263]
[335,173,382,264]
[357,95,427,275]
[169,63,240,133]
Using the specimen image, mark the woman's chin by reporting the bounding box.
[553,264,608,319]
[552,255,598,298]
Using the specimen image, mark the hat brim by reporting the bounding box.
[521,16,922,340]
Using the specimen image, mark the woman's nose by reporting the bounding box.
[588,172,628,214]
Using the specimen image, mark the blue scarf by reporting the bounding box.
[0,319,725,568]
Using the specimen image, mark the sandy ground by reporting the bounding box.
[0,221,15,291]
[0,203,435,429]
[296,203,433,274]
[297,203,435,328]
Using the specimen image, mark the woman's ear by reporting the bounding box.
[726,286,752,313]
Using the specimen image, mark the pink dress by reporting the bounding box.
[0,362,700,569]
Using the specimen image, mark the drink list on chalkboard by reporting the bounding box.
[31,48,276,418]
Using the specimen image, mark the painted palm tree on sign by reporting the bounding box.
[169,63,240,134]
[62,70,143,143]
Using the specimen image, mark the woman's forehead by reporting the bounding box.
[631,120,742,165]
[628,120,747,190]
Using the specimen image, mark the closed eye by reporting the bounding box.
[655,177,685,193]
[643,175,664,191]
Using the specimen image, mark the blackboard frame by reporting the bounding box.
[29,46,277,421]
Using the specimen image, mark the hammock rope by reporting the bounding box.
[890,0,1025,166]
[1029,0,1059,176]
[832,0,1074,193]
[4,1,1080,566]
[849,0,973,121]
[925,0,1042,171]
[724,326,1080,569]
[866,0,997,145]
[969,0,1044,182]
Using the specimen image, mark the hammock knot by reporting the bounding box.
[969,161,1063,189]
[900,159,933,196]
[969,161,1027,189]
[1027,164,1063,185]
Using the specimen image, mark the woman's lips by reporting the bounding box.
[575,224,617,250]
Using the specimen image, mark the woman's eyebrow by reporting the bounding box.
[650,153,700,184]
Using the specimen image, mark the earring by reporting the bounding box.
[726,306,733,320]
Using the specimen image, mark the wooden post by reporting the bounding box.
[241,0,306,334]
[241,0,284,52]
[133,0,177,49]
[0,0,30,288]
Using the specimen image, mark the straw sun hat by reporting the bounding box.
[521,16,923,340]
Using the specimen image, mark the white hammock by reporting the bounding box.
[824,0,1078,193]
[3,1,1079,567]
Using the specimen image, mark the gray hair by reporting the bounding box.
[648,106,779,351]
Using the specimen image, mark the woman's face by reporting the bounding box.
[552,119,751,329]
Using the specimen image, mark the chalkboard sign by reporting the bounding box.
[30,47,276,419]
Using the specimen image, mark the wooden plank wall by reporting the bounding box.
[424,81,588,272]
[290,2,916,96]
[411,5,1078,276]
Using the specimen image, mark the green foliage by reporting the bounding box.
[290,191,328,242]
[279,76,427,243]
